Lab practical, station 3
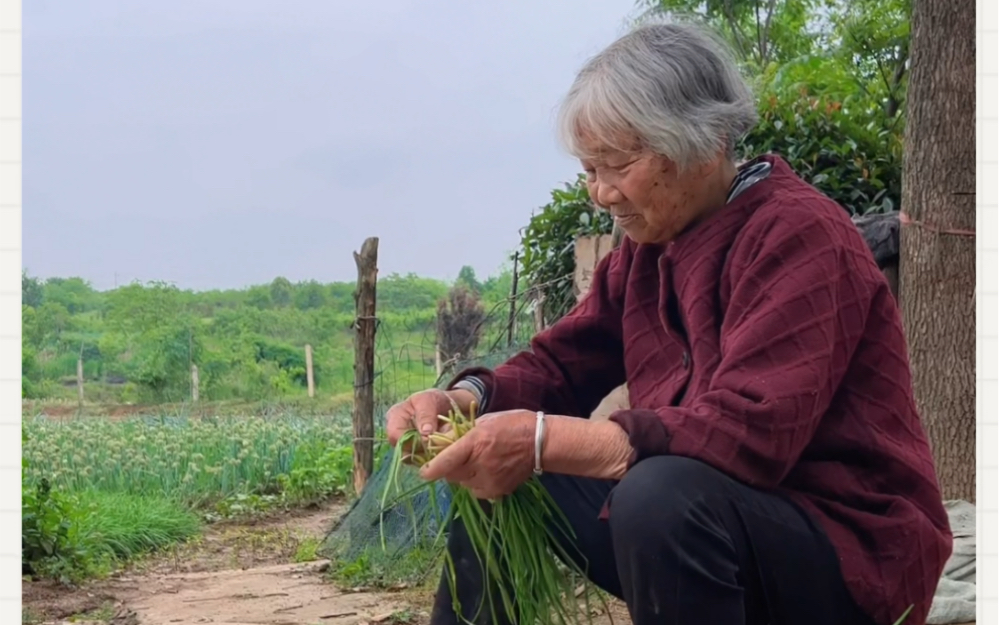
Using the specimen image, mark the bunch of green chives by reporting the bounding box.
[381,406,604,625]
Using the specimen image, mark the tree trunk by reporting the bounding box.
[898,0,976,502]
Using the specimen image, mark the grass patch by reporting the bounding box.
[21,607,44,625]
[22,488,200,582]
[65,602,116,623]
[330,545,442,589]
[293,536,321,563]
[76,491,201,561]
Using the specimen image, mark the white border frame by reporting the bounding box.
[1,1,993,622]
[0,0,19,618]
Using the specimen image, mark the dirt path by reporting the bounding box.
[31,501,971,625]
[23,500,635,625]
[20,490,971,625]
[23,502,418,625]
[106,560,407,625]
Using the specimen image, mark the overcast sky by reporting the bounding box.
[23,0,639,291]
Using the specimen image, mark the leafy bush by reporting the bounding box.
[253,337,322,388]
[22,431,93,582]
[518,178,613,327]
[278,440,356,505]
[22,477,92,582]
[738,60,902,215]
[21,345,40,398]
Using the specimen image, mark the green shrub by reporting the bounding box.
[278,440,356,505]
[22,477,93,582]
[737,89,901,215]
[22,345,40,398]
[518,179,614,327]
[22,429,98,582]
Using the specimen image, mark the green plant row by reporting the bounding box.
[22,412,364,581]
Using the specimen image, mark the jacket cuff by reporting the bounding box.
[607,408,671,465]
[445,367,497,414]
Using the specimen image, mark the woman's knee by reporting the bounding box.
[606,455,735,540]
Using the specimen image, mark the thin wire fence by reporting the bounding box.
[319,261,583,587]
[367,268,580,410]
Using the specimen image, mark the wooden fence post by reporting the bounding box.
[507,252,520,347]
[352,237,379,495]
[533,290,545,333]
[305,344,315,398]
[191,364,199,402]
[76,358,84,406]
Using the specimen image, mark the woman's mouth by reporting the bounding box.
[613,214,640,226]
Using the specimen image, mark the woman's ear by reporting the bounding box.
[694,152,725,179]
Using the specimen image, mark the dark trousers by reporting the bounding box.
[430,456,876,625]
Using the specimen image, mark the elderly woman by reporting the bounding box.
[386,22,951,625]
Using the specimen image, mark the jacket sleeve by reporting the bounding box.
[448,241,631,418]
[609,210,882,488]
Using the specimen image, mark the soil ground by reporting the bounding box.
[22,501,630,625]
[20,499,971,625]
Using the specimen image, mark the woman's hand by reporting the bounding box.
[419,409,536,500]
[417,409,636,497]
[385,388,477,455]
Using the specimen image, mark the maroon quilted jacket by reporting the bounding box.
[457,156,952,625]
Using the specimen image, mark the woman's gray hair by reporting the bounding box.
[557,21,757,169]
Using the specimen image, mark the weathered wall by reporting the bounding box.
[574,235,630,421]
[572,234,616,302]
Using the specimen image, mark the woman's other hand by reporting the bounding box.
[419,410,636,496]
[419,409,536,500]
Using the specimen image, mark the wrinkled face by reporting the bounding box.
[578,135,723,246]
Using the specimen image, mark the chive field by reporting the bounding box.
[22,410,373,580]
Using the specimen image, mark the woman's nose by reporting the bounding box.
[592,180,624,209]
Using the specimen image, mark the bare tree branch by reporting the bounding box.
[761,0,779,65]
[722,0,751,60]
[754,0,764,65]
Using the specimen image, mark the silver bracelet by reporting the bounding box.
[534,411,546,475]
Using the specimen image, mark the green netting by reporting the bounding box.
[318,247,585,589]
[318,343,531,587]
